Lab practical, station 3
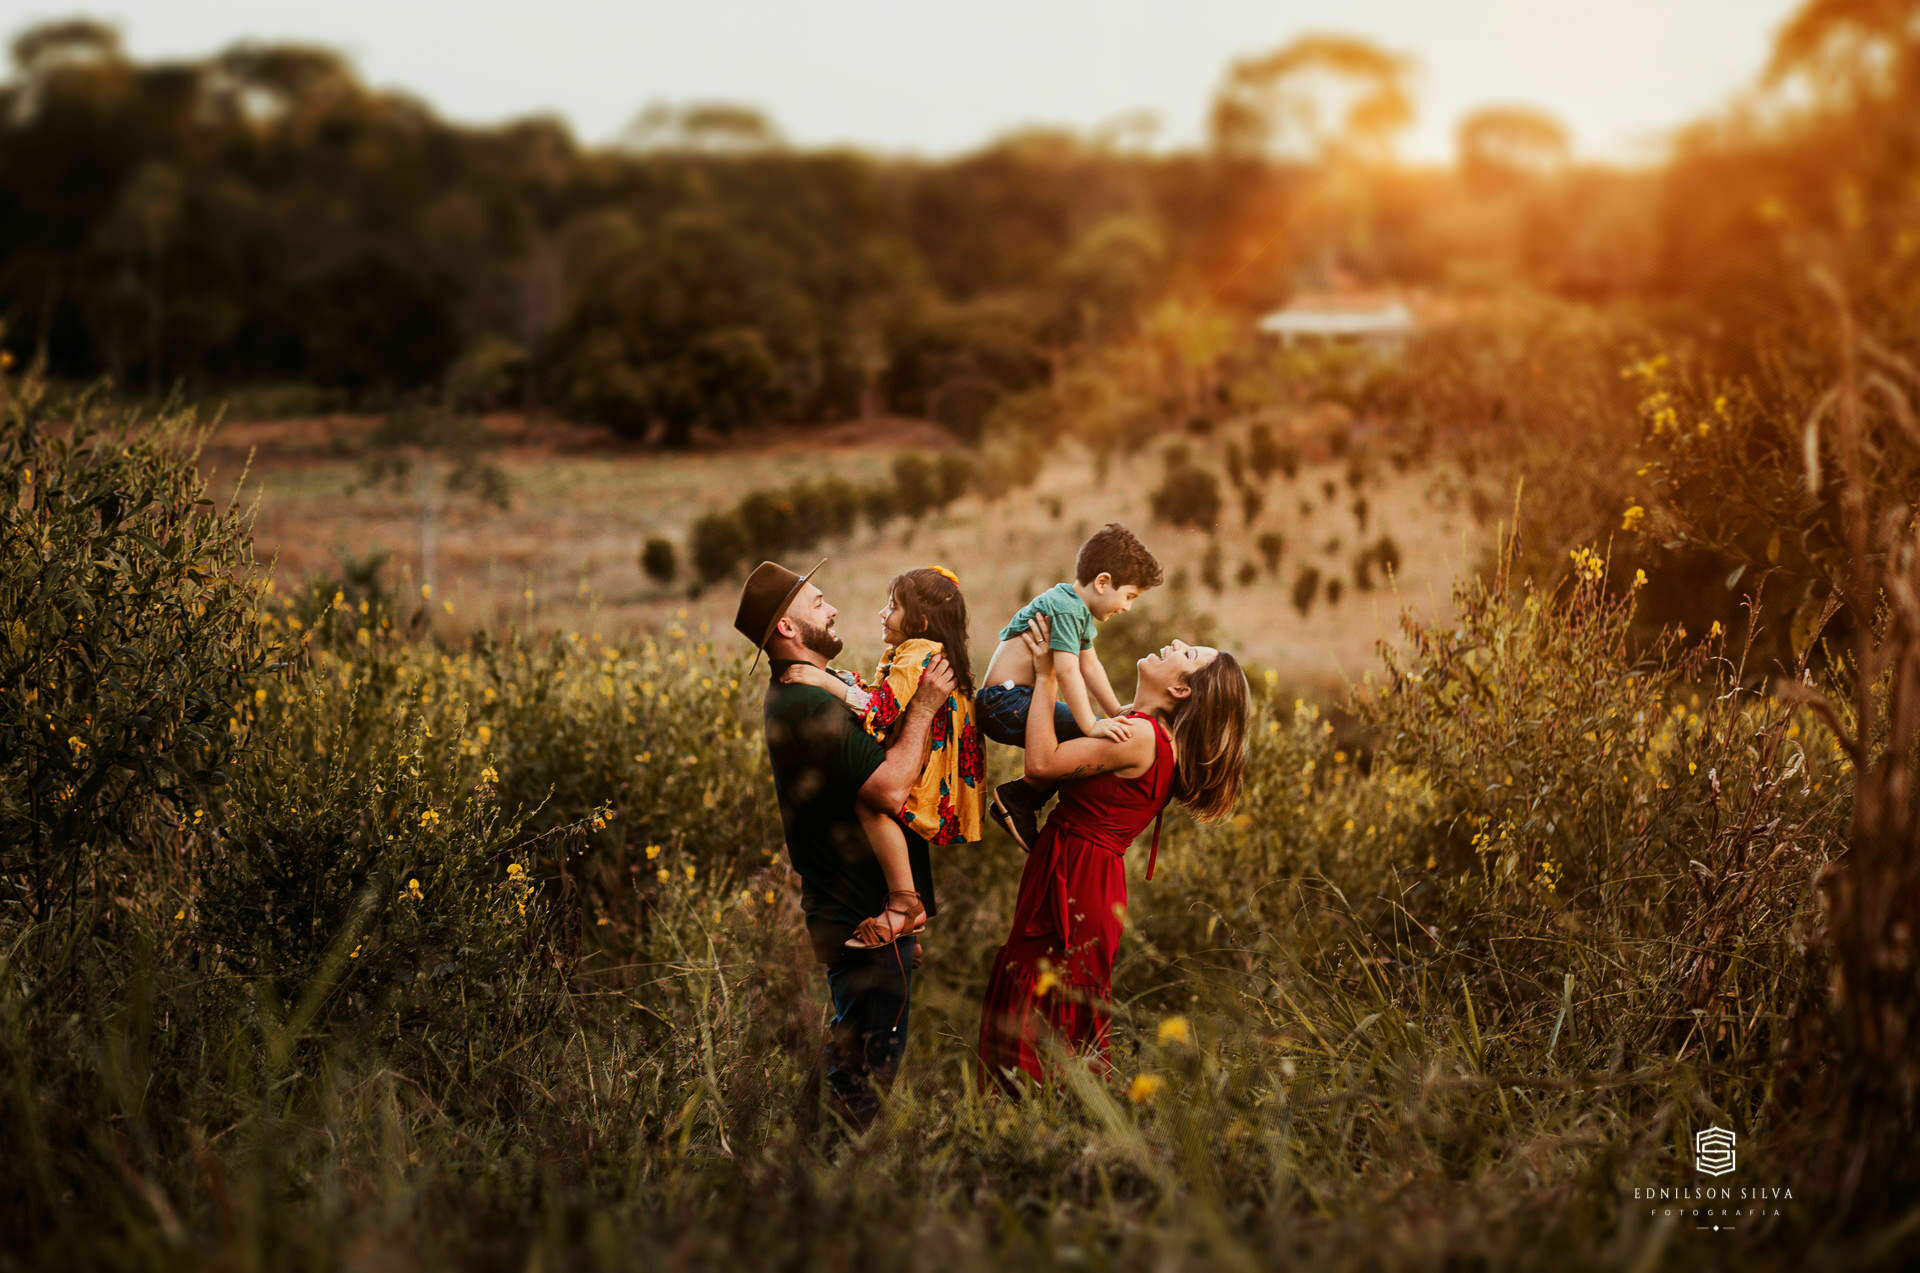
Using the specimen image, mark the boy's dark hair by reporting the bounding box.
[1075,522,1164,590]
[889,567,974,695]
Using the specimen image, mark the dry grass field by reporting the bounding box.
[203,409,1491,697]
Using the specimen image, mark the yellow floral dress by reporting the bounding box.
[849,637,984,845]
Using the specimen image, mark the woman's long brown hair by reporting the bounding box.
[1165,651,1250,823]
[889,567,974,695]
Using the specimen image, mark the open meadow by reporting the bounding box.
[211,407,1488,698]
[6,4,1920,1269]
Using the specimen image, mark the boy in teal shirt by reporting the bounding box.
[976,523,1165,850]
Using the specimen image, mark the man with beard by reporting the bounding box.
[733,559,955,1126]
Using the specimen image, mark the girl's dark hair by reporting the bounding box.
[889,567,973,695]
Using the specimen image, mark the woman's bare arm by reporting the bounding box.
[1021,615,1153,781]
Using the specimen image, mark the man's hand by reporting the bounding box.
[1087,716,1135,743]
[909,652,956,713]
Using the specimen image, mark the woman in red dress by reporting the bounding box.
[978,614,1251,1091]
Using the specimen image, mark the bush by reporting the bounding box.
[862,485,898,534]
[690,510,751,586]
[1,393,272,934]
[1149,466,1223,532]
[1258,531,1285,575]
[1291,565,1321,616]
[1200,543,1224,593]
[891,454,939,517]
[641,537,678,584]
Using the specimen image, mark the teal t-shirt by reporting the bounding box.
[999,582,1095,654]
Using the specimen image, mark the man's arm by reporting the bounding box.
[1080,647,1124,717]
[856,653,956,813]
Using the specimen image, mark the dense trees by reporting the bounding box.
[2,6,1910,444]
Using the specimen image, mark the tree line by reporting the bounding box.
[2,10,1914,444]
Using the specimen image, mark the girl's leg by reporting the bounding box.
[847,804,926,948]
[857,802,916,896]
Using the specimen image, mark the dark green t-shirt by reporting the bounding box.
[998,581,1095,654]
[762,662,936,960]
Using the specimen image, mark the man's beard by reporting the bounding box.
[794,616,843,660]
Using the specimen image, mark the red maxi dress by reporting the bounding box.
[977,711,1174,1090]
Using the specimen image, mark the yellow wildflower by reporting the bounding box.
[1621,505,1645,532]
[1128,1074,1165,1104]
[646,844,662,860]
[684,864,696,881]
[1156,1016,1192,1047]
[506,862,525,879]
[419,809,441,828]
[1034,969,1059,996]
[406,878,423,901]
[656,867,670,884]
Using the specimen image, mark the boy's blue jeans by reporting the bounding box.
[975,681,1084,748]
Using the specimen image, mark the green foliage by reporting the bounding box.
[690,509,751,586]
[1149,464,1223,532]
[1291,564,1321,616]
[1257,530,1285,575]
[0,390,270,932]
[641,536,678,585]
[1199,543,1224,593]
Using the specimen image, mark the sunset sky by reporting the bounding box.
[9,0,1808,161]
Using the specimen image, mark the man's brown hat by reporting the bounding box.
[733,558,827,673]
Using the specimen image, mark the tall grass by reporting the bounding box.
[3,357,1915,1270]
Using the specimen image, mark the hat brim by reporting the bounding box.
[748,557,828,674]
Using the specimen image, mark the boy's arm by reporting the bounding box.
[1080,647,1124,717]
[1024,618,1152,780]
[1052,650,1100,735]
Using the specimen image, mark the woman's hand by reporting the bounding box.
[1018,612,1053,677]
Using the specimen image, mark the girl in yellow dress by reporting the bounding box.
[780,566,984,947]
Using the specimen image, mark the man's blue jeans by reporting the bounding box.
[822,936,917,1124]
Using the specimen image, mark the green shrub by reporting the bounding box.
[690,510,751,586]
[1258,531,1285,575]
[1149,466,1222,532]
[1291,565,1321,616]
[641,537,678,585]
[737,488,799,558]
[1200,543,1224,593]
[890,454,939,516]
[0,391,271,934]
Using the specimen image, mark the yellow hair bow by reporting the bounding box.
[927,564,960,587]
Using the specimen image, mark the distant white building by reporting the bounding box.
[1256,292,1416,353]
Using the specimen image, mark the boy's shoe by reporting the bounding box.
[990,778,1044,853]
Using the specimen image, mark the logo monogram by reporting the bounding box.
[1695,1126,1737,1177]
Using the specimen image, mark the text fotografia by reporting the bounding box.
[1635,1185,1792,1224]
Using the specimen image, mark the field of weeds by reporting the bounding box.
[6,362,1914,1272]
